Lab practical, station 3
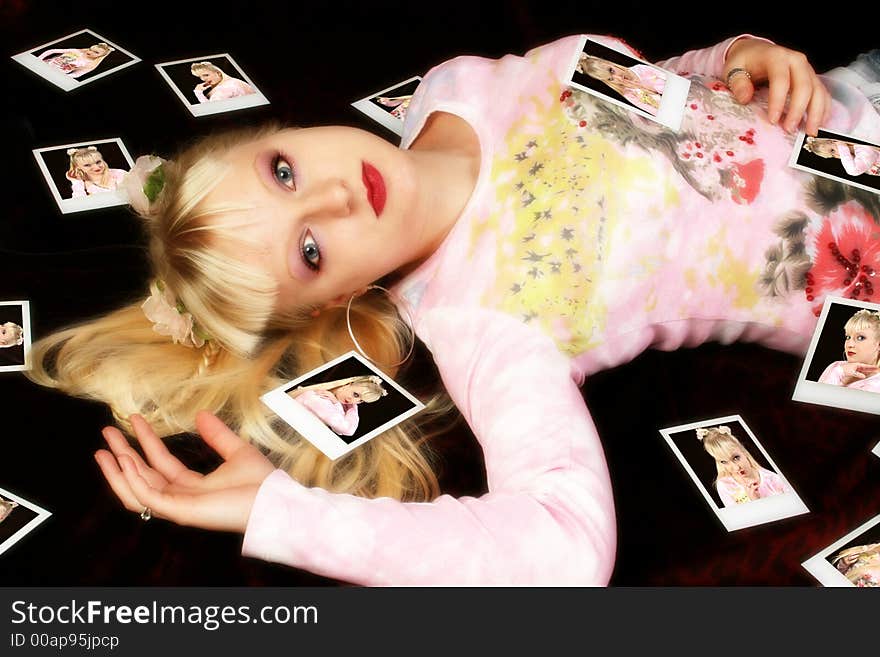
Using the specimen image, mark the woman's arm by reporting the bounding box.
[295,391,359,437]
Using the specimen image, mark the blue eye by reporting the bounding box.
[301,229,320,271]
[272,154,296,189]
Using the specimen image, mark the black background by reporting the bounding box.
[1,0,879,588]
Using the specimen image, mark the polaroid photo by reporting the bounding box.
[351,76,422,136]
[789,128,880,195]
[659,415,808,532]
[0,301,32,373]
[793,296,880,415]
[261,351,425,460]
[155,54,269,117]
[873,439,880,459]
[11,29,139,92]
[802,513,880,587]
[564,36,690,131]
[0,485,51,558]
[32,138,135,214]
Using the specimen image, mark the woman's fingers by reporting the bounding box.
[94,450,144,512]
[101,426,167,490]
[194,411,250,460]
[129,414,199,485]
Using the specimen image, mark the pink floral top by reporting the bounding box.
[242,34,880,585]
[716,467,793,507]
[838,143,880,176]
[621,63,666,115]
[818,360,880,391]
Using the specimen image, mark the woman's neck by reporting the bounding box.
[398,111,481,275]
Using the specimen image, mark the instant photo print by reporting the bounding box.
[0,486,51,558]
[802,513,880,587]
[564,36,690,131]
[793,296,880,415]
[155,54,269,117]
[11,29,139,92]
[351,76,422,136]
[261,351,425,460]
[0,301,32,373]
[789,128,880,195]
[32,138,135,214]
[659,415,808,532]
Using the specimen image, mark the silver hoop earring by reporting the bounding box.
[346,285,415,367]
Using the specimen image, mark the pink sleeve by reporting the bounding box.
[69,178,86,198]
[655,34,774,78]
[715,477,739,508]
[763,470,794,496]
[818,361,845,385]
[243,308,616,585]
[194,87,209,103]
[209,79,255,100]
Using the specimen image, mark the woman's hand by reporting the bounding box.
[95,411,276,534]
[841,361,880,380]
[724,37,831,136]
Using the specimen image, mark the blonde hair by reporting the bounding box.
[845,309,880,364]
[191,62,225,80]
[0,322,24,347]
[291,375,388,404]
[0,497,17,522]
[27,123,452,501]
[697,426,761,482]
[832,542,880,585]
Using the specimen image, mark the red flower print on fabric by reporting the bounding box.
[807,201,880,312]
[720,158,764,205]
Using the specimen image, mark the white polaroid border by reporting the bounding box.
[351,76,422,136]
[564,36,690,131]
[659,414,809,532]
[0,300,32,373]
[792,296,880,415]
[802,513,880,587]
[261,351,425,460]
[32,138,135,215]
[788,128,880,196]
[155,54,270,117]
[10,29,140,92]
[0,485,51,557]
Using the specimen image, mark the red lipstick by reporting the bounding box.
[362,161,386,217]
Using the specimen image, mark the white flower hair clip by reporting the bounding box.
[696,425,731,440]
[120,154,167,216]
[141,280,208,348]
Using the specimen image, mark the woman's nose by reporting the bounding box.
[303,179,353,219]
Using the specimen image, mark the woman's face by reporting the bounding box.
[203,127,428,311]
[718,449,757,483]
[0,322,19,347]
[76,155,107,179]
[197,69,222,86]
[845,325,880,365]
[333,383,369,405]
[86,46,107,59]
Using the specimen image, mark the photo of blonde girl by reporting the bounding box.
[65,146,128,198]
[0,497,18,525]
[697,426,793,507]
[0,301,30,372]
[190,61,256,103]
[817,308,880,391]
[576,51,666,115]
[38,42,114,78]
[288,375,388,437]
[831,542,880,586]
[0,322,24,349]
[803,135,880,177]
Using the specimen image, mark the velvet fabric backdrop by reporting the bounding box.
[0,0,878,586]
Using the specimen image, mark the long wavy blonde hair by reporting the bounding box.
[27,123,453,501]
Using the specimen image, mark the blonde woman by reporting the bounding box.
[65,146,128,198]
[375,94,414,121]
[803,136,880,176]
[190,61,255,103]
[818,309,880,391]
[38,42,114,78]
[832,542,880,586]
[576,52,666,115]
[288,375,387,436]
[0,322,24,348]
[25,33,862,585]
[698,427,792,507]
